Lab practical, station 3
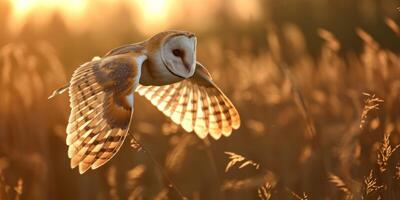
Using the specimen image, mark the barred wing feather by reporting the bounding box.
[136,63,240,139]
[66,53,141,174]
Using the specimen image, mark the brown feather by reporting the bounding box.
[66,53,143,174]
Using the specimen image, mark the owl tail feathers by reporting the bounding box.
[48,84,70,99]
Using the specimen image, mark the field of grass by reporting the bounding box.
[0,1,400,200]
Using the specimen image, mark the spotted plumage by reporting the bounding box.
[49,30,241,174]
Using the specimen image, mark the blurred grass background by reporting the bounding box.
[0,0,400,199]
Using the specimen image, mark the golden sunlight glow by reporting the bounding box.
[10,0,87,16]
[136,0,168,18]
[8,0,172,35]
[7,0,248,35]
[8,0,87,33]
[12,0,35,15]
[132,0,171,35]
[231,0,261,20]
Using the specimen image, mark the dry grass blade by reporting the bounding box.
[258,182,275,200]
[154,189,168,200]
[328,173,353,199]
[126,165,146,180]
[14,178,23,200]
[377,129,400,172]
[385,17,400,36]
[126,165,146,200]
[107,166,119,200]
[318,28,340,51]
[222,171,276,191]
[0,176,4,200]
[127,133,188,200]
[222,177,256,191]
[281,66,317,139]
[286,188,309,200]
[0,172,23,200]
[395,163,400,180]
[246,119,265,135]
[165,134,196,172]
[267,28,316,140]
[356,28,379,48]
[224,152,260,172]
[360,93,383,129]
[161,121,179,135]
[0,172,9,200]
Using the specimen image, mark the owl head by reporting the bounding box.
[146,30,197,79]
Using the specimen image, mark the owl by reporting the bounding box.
[49,30,241,174]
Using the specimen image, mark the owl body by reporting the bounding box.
[50,30,241,174]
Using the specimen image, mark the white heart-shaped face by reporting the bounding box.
[161,35,197,78]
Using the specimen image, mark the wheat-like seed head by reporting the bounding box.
[286,188,309,200]
[14,178,23,200]
[328,173,353,200]
[361,170,383,198]
[130,138,143,152]
[377,129,400,172]
[360,93,383,129]
[224,152,260,172]
[0,171,23,200]
[257,182,274,200]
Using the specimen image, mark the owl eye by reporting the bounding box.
[172,49,183,57]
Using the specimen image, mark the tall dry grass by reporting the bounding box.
[217,20,400,199]
[0,42,68,200]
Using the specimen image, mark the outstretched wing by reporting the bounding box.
[136,62,240,140]
[66,53,145,174]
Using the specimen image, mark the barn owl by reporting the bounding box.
[49,30,240,174]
